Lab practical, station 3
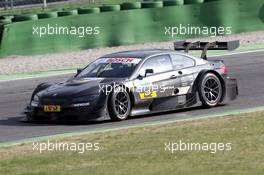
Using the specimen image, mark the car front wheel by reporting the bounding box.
[108,86,131,121]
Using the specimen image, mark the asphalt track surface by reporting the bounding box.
[0,51,264,143]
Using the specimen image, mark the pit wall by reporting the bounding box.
[0,0,263,57]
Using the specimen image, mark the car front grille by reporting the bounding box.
[41,98,70,105]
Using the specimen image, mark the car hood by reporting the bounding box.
[38,77,125,98]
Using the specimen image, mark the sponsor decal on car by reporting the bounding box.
[101,58,141,64]
[134,79,152,87]
[139,91,158,100]
[44,105,61,112]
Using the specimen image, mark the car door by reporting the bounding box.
[133,54,182,108]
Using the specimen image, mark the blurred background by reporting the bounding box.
[0,0,96,9]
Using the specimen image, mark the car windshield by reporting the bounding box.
[76,57,141,78]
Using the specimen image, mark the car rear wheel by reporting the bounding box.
[199,73,223,107]
[108,86,131,121]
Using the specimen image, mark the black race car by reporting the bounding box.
[25,41,239,122]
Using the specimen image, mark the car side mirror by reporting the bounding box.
[145,69,154,77]
[77,68,82,74]
[74,68,83,77]
[137,74,144,80]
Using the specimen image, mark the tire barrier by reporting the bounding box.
[0,15,14,20]
[141,1,163,8]
[205,0,219,2]
[38,12,58,19]
[12,14,38,22]
[0,19,11,24]
[260,5,264,22]
[121,2,142,10]
[58,10,78,17]
[163,0,184,6]
[100,5,121,12]
[78,7,100,14]
[0,0,263,57]
[184,0,204,4]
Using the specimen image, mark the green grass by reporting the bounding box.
[0,111,264,174]
[0,0,135,16]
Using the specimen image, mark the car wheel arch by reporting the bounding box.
[194,70,226,102]
[106,84,133,121]
[106,84,134,111]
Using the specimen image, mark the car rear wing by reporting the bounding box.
[174,40,240,60]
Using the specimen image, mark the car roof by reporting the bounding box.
[101,49,174,59]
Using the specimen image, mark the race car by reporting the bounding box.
[25,41,239,122]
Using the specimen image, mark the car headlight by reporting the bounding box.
[31,95,40,107]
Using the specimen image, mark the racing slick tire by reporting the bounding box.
[198,73,223,108]
[108,86,131,121]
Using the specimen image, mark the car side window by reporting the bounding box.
[138,55,173,76]
[170,54,195,70]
